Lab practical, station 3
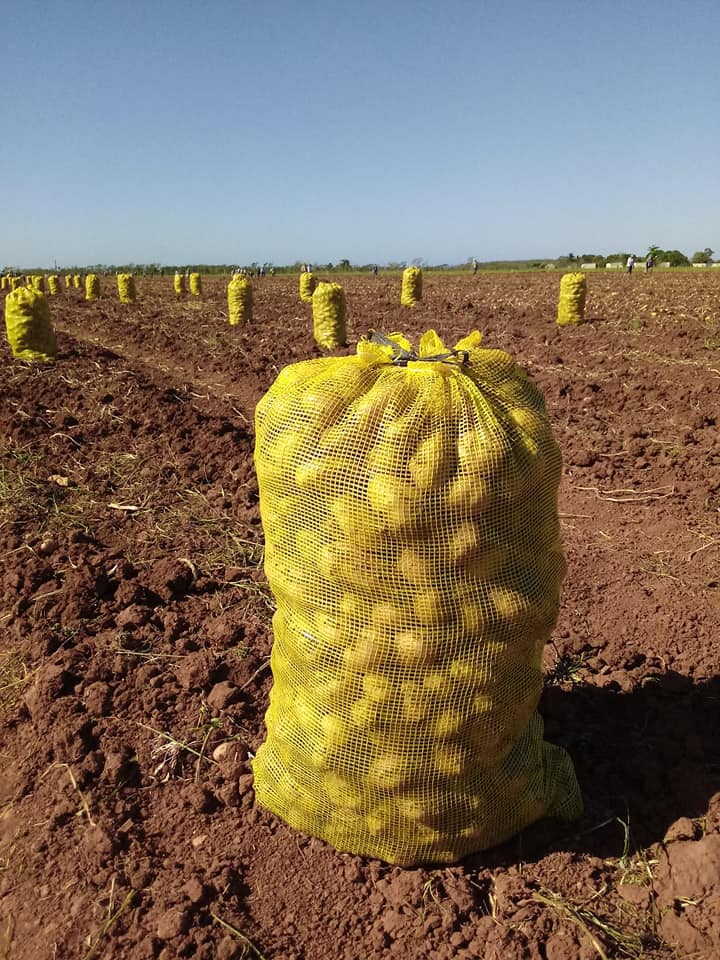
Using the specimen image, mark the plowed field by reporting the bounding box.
[1,271,719,959]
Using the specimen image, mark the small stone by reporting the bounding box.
[156,908,189,940]
[84,681,112,716]
[191,834,208,848]
[216,936,242,960]
[182,877,208,904]
[207,681,240,711]
[664,817,697,843]
[116,604,150,630]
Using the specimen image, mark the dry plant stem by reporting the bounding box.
[136,722,218,766]
[40,763,95,826]
[240,660,271,691]
[576,484,676,503]
[82,891,135,960]
[533,888,644,960]
[210,913,270,960]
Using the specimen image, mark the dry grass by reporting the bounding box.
[0,652,32,717]
[533,887,648,959]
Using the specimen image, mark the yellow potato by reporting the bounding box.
[343,627,387,672]
[401,680,432,723]
[397,547,435,585]
[362,672,395,703]
[414,589,451,626]
[369,754,420,791]
[394,629,440,668]
[331,494,388,545]
[409,430,456,490]
[431,709,466,740]
[295,455,350,492]
[433,743,470,778]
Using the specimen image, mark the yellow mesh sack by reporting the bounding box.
[253,329,582,865]
[189,272,202,296]
[312,281,347,350]
[401,266,422,307]
[4,286,57,362]
[228,275,253,326]
[299,272,317,303]
[85,274,100,301]
[117,273,136,304]
[72,274,82,289]
[557,273,587,325]
[47,275,60,295]
[174,272,186,296]
[31,275,44,292]
[64,274,73,289]
[1,276,7,290]
[10,277,22,291]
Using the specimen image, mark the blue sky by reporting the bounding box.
[3,0,719,267]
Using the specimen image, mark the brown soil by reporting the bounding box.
[1,272,719,960]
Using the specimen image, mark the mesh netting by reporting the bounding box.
[557,273,587,325]
[228,276,253,326]
[189,272,202,296]
[47,275,60,296]
[4,286,57,362]
[174,273,186,296]
[312,282,347,350]
[72,274,82,289]
[253,329,582,864]
[401,267,423,307]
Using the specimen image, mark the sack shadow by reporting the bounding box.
[463,671,720,868]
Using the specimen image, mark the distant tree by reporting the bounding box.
[338,259,351,271]
[692,248,714,264]
[664,250,690,267]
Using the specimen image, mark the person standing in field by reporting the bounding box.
[626,255,635,274]
[645,255,654,273]
[472,258,478,274]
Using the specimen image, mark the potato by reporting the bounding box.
[323,772,366,813]
[331,494,388,545]
[369,754,420,791]
[409,430,456,490]
[350,696,383,732]
[295,455,351,492]
[431,709,466,740]
[433,743,470,778]
[414,588,451,626]
[362,672,396,703]
[343,627,388,672]
[422,669,454,699]
[367,472,423,521]
[394,629,440,668]
[397,547,435,585]
[401,680,432,724]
